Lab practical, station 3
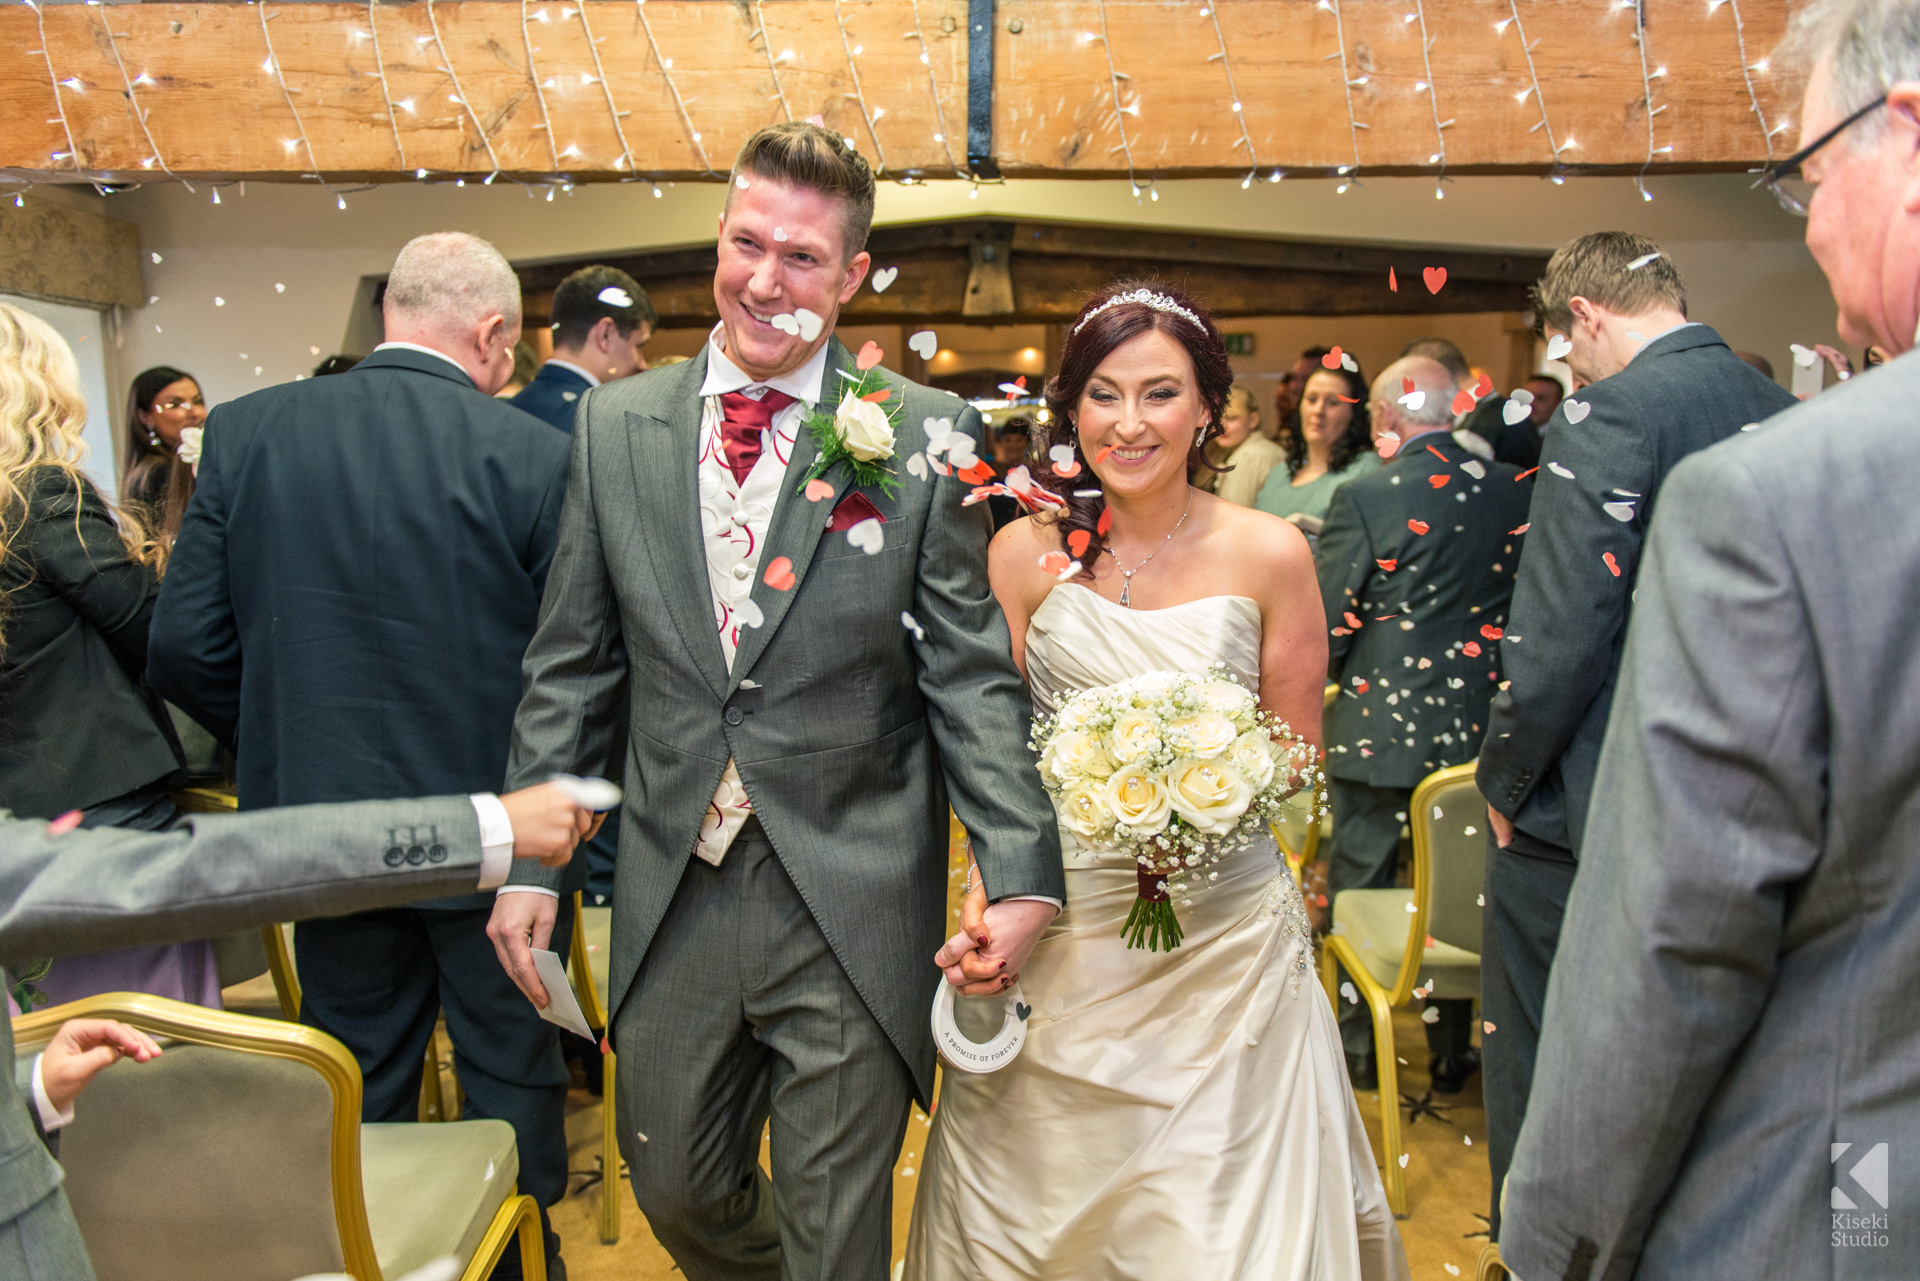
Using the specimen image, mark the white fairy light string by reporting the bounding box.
[365,2,410,171]
[425,0,505,179]
[1502,0,1570,177]
[750,0,796,123]
[517,3,562,174]
[1321,0,1365,191]
[93,7,192,189]
[1722,0,1777,161]
[258,4,366,208]
[574,2,639,177]
[28,1,85,178]
[907,0,963,177]
[833,0,891,175]
[1410,0,1453,199]
[1629,0,1665,201]
[1094,0,1146,198]
[635,0,718,175]
[1202,3,1260,187]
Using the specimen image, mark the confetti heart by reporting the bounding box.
[1480,624,1504,639]
[860,388,891,404]
[1321,346,1345,371]
[804,478,835,502]
[1344,611,1364,629]
[1502,398,1531,426]
[908,329,937,359]
[734,174,752,189]
[807,113,827,127]
[1340,981,1359,1005]
[1626,251,1663,270]
[1484,1020,1497,1034]
[1462,641,1482,657]
[998,376,1029,397]
[1546,334,1572,361]
[1602,501,1636,522]
[1389,266,1398,292]
[1603,552,1621,577]
[907,452,930,480]
[1376,558,1397,572]
[1790,342,1818,367]
[1399,389,1427,412]
[1429,474,1450,489]
[763,556,796,590]
[1422,1006,1441,1024]
[1041,550,1072,575]
[1418,657,1433,669]
[770,312,802,336]
[1423,266,1447,294]
[773,228,789,242]
[792,308,825,342]
[901,610,926,640]
[597,286,634,307]
[855,341,884,371]
[1408,519,1429,535]
[735,597,765,629]
[846,517,885,554]
[1095,444,1117,465]
[1398,1153,1411,1168]
[310,345,322,356]
[1461,459,1486,479]
[1473,372,1494,400]
[1509,387,1535,407]
[46,809,83,836]
[1563,399,1591,424]
[958,460,993,485]
[1450,388,1478,417]
[1068,529,1092,558]
[1340,351,1358,372]
[872,266,899,293]
[1547,462,1575,479]
[1510,523,1530,536]
[1401,377,1416,395]
[1096,508,1114,537]
[1376,431,1402,459]
[275,282,286,294]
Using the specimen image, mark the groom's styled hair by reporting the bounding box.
[727,122,877,261]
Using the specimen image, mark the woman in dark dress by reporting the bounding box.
[0,304,218,1010]
[119,365,206,546]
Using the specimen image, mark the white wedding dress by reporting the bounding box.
[904,584,1409,1281]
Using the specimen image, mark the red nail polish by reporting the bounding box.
[998,960,1007,970]
[977,935,990,947]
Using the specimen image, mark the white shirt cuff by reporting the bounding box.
[31,1054,73,1132]
[469,794,515,890]
[1000,895,1063,910]
[496,885,561,899]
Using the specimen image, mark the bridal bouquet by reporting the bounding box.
[1030,667,1319,952]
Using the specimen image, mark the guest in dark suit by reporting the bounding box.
[1465,373,1562,472]
[1316,355,1532,1092]
[1473,232,1796,1238]
[147,232,577,1278]
[511,265,654,434]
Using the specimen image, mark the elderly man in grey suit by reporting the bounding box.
[485,122,1063,1280]
[1473,232,1794,1234]
[0,783,591,1280]
[1500,3,1920,1276]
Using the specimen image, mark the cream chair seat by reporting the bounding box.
[361,1120,520,1277]
[570,893,621,1243]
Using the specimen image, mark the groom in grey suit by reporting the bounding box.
[486,122,1064,1279]
[1501,5,1920,1274]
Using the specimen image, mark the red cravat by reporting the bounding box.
[718,389,798,485]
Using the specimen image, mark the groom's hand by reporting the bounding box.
[486,892,559,1009]
[936,890,1056,995]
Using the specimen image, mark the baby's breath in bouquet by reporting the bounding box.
[1030,667,1320,951]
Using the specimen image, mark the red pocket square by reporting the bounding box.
[826,490,886,533]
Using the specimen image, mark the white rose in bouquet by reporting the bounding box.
[1165,757,1254,836]
[833,391,896,462]
[1228,729,1277,790]
[1055,776,1116,841]
[1041,728,1115,782]
[1105,764,1172,833]
[1056,699,1095,731]
[1105,711,1163,765]
[1167,710,1237,759]
[1131,671,1178,704]
[1199,679,1258,729]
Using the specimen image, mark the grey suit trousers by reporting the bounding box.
[614,827,914,1281]
[0,1189,94,1281]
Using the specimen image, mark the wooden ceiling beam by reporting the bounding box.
[0,2,1797,185]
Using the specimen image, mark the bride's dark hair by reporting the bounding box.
[1037,279,1234,566]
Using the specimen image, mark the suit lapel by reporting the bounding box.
[625,353,730,700]
[726,337,857,693]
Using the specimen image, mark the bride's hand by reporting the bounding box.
[934,862,1008,996]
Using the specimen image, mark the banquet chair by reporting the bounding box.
[11,992,543,1281]
[1319,761,1484,1218]
[1477,1243,1510,1279]
[569,891,621,1242]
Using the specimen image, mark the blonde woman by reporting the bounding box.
[1199,384,1288,506]
[0,302,219,1011]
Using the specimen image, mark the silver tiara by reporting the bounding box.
[1072,288,1205,337]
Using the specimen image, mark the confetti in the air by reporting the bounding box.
[1545,334,1573,361]
[872,266,900,293]
[1422,266,1447,294]
[1603,552,1621,577]
[804,479,834,502]
[763,557,796,591]
[901,611,926,641]
[856,341,885,371]
[908,329,937,359]
[597,286,635,307]
[1626,251,1663,270]
[1407,519,1429,535]
[846,518,885,554]
[1563,399,1591,424]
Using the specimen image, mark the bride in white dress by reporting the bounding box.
[903,283,1409,1281]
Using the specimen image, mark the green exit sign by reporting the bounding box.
[1222,332,1257,356]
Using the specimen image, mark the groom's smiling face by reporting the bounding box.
[714,175,872,382]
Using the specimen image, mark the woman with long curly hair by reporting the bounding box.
[905,281,1408,1280]
[0,302,219,1011]
[1253,359,1383,529]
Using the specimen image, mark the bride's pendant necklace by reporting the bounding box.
[1110,490,1194,608]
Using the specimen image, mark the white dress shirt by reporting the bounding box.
[372,341,474,383]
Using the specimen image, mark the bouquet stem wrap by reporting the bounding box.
[1123,868,1184,952]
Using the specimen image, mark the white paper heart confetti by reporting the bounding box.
[597,286,634,308]
[900,610,925,640]
[1562,399,1591,424]
[907,452,930,480]
[735,597,765,629]
[1626,251,1663,270]
[846,517,885,554]
[1461,460,1486,480]
[908,329,937,359]
[1547,461,1575,478]
[1340,981,1359,1005]
[1398,390,1426,412]
[734,174,751,189]
[1509,388,1534,407]
[1602,501,1636,522]
[1545,334,1572,361]
[792,308,824,342]
[773,228,788,242]
[872,266,900,293]
[771,313,801,335]
[1790,342,1818,367]
[1340,351,1358,372]
[1502,399,1531,426]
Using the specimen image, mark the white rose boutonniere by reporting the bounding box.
[833,392,896,463]
[176,426,205,474]
[796,344,902,497]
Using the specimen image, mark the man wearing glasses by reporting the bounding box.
[1499,2,1920,1277]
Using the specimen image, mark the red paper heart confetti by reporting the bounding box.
[1039,550,1073,576]
[1376,558,1398,572]
[1390,267,1399,292]
[804,478,834,502]
[1344,611,1364,629]
[1321,346,1345,370]
[1451,388,1477,416]
[1514,468,1539,482]
[46,809,83,836]
[1067,529,1092,558]
[1095,444,1117,465]
[1408,519,1430,535]
[1603,552,1621,577]
[1402,377,1417,395]
[1096,508,1114,537]
[855,341,884,371]
[1354,679,1370,694]
[764,556,796,591]
[1337,395,1360,404]
[1462,641,1483,657]
[1480,624,1504,640]
[860,388,891,403]
[1430,474,1451,489]
[1473,372,1494,399]
[1510,523,1530,535]
[958,460,994,485]
[1423,266,1448,294]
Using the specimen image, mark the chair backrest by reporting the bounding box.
[11,993,383,1281]
[1410,763,1487,956]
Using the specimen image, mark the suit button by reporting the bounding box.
[406,844,427,865]
[428,843,448,863]
[384,845,406,867]
[725,706,745,726]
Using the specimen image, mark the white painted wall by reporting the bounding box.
[2,293,119,496]
[97,169,1843,411]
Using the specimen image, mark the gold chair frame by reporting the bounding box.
[1273,685,1339,885]
[1318,760,1480,1219]
[12,991,544,1281]
[1476,1242,1509,1279]
[568,892,621,1243]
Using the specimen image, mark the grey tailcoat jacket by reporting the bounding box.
[1501,352,1920,1279]
[0,795,495,1281]
[501,340,1064,1102]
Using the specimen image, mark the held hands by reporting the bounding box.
[1486,802,1516,850]
[40,1019,164,1114]
[934,861,1056,996]
[499,782,602,867]
[486,891,560,1010]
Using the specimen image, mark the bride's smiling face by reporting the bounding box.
[1074,329,1206,500]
